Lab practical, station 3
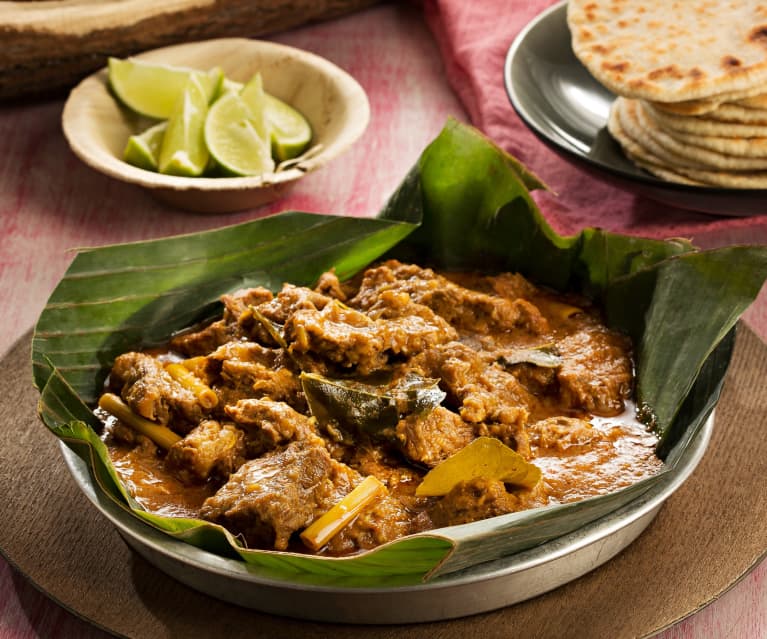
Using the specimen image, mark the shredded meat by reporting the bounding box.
[197,342,303,410]
[414,342,533,455]
[351,260,549,333]
[255,283,333,325]
[285,299,453,375]
[325,494,420,555]
[529,416,605,452]
[314,269,349,301]
[170,288,274,356]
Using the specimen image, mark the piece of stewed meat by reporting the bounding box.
[199,439,359,550]
[166,420,246,484]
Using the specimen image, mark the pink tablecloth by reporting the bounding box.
[424,0,767,235]
[0,2,765,638]
[423,0,767,337]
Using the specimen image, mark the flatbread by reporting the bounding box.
[614,99,710,169]
[607,102,705,185]
[643,102,767,137]
[705,103,767,124]
[659,127,767,159]
[669,165,767,188]
[568,0,767,102]
[608,100,767,188]
[650,85,767,116]
[735,92,767,109]
[626,100,767,170]
[649,97,729,117]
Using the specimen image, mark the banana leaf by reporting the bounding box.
[33,118,767,585]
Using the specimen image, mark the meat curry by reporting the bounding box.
[98,260,662,556]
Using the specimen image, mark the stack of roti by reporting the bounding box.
[567,0,767,188]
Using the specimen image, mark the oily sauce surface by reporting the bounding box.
[101,261,663,554]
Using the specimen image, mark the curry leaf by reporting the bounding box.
[301,372,446,440]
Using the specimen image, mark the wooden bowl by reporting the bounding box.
[61,38,370,213]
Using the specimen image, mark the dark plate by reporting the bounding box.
[503,1,767,217]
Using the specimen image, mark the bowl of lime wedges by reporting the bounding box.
[62,38,370,213]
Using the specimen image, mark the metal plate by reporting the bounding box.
[60,411,713,624]
[504,1,767,216]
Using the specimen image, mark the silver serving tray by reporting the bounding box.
[60,411,713,624]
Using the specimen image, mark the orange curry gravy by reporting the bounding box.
[100,260,663,554]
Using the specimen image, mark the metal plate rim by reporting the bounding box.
[58,411,714,623]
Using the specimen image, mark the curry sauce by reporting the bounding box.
[100,260,662,555]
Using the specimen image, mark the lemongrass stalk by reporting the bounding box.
[181,356,208,375]
[165,362,218,409]
[547,300,584,319]
[98,393,182,449]
[300,476,386,552]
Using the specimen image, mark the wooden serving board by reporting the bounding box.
[0,0,378,100]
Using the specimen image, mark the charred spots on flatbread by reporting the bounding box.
[602,60,629,73]
[591,43,615,55]
[749,25,767,46]
[569,0,767,186]
[569,0,767,101]
[647,65,685,81]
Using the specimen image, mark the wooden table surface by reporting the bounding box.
[0,3,765,637]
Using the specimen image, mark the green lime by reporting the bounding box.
[108,57,222,119]
[263,93,312,162]
[158,74,210,177]
[219,77,244,96]
[239,72,272,142]
[238,72,312,162]
[123,121,167,171]
[205,67,225,101]
[204,91,275,177]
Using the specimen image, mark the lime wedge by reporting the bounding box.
[123,121,167,171]
[158,74,210,177]
[108,57,222,119]
[204,91,275,177]
[240,72,271,142]
[205,67,225,101]
[219,77,244,96]
[263,93,312,162]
